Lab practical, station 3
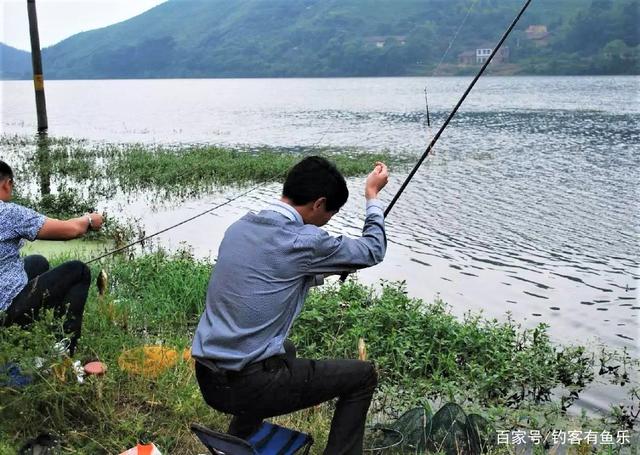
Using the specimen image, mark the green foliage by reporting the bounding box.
[519,0,639,75]
[112,144,394,194]
[104,249,212,331]
[3,0,632,79]
[559,0,638,55]
[293,280,597,412]
[0,254,636,453]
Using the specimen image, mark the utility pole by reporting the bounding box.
[27,0,50,194]
[27,0,48,132]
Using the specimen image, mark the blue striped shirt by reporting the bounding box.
[192,199,386,370]
[0,202,46,311]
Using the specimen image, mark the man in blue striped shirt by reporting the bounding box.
[0,160,103,355]
[193,156,389,454]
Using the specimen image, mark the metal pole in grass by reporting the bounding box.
[27,0,48,132]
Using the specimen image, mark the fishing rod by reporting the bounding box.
[86,184,261,264]
[341,0,533,281]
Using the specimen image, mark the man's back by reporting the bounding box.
[192,206,318,370]
[192,196,386,370]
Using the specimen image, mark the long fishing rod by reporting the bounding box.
[385,0,532,218]
[341,0,533,281]
[86,184,261,264]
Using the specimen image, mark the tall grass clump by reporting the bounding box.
[3,134,402,199]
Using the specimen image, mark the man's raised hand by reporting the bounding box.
[365,162,389,200]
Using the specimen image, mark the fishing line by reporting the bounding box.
[424,0,478,128]
[86,184,262,264]
[433,0,478,78]
[340,0,533,281]
[385,0,533,218]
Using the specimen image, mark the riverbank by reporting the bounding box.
[1,252,636,453]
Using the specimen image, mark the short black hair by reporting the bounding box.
[0,160,12,181]
[283,156,348,211]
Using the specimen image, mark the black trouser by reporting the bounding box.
[2,255,91,355]
[195,341,378,455]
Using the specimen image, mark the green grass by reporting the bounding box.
[113,145,396,193]
[0,252,636,454]
[21,239,108,258]
[2,134,405,200]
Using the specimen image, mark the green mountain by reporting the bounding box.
[5,0,639,79]
[0,43,31,79]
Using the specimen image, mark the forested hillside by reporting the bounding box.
[2,0,638,78]
[0,43,31,79]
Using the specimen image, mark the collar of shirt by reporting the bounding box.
[267,200,303,225]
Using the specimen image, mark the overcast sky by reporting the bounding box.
[1,0,167,51]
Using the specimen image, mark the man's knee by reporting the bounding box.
[29,254,49,269]
[24,254,49,276]
[63,260,91,284]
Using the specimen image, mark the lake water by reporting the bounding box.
[2,76,639,413]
